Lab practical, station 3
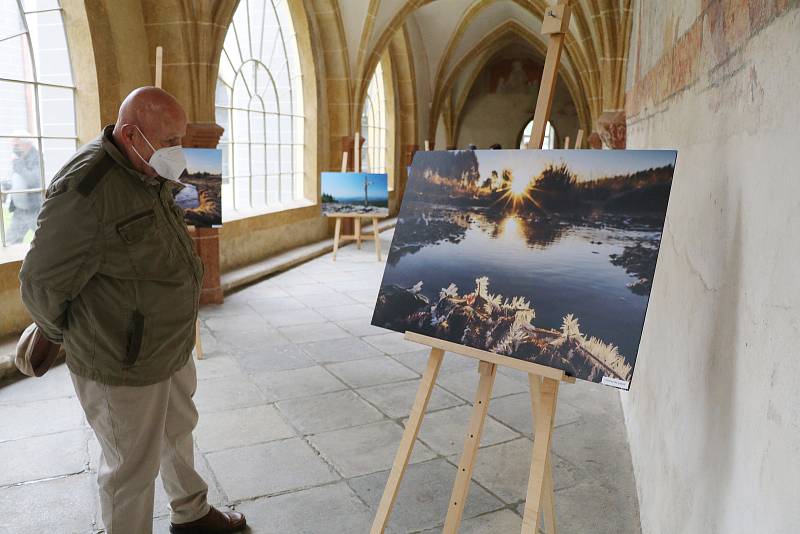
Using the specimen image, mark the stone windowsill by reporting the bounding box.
[221,197,317,224]
[0,199,321,266]
[0,243,29,266]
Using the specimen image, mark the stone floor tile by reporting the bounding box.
[436,368,528,401]
[234,482,373,534]
[0,396,85,442]
[335,318,386,337]
[198,299,257,318]
[235,343,316,373]
[457,438,579,505]
[551,479,642,534]
[362,332,425,355]
[204,313,270,335]
[278,322,350,344]
[276,390,384,435]
[258,307,328,327]
[326,356,419,388]
[195,405,295,453]
[194,354,243,382]
[308,420,436,478]
[283,283,337,297]
[489,392,582,436]
[419,509,522,534]
[205,438,338,501]
[357,380,464,419]
[552,410,637,491]
[217,328,292,352]
[386,350,435,374]
[349,459,504,533]
[241,284,292,299]
[246,295,307,313]
[193,375,266,413]
[294,291,358,309]
[299,336,382,363]
[0,473,96,533]
[315,303,374,322]
[251,365,347,401]
[0,429,88,486]
[0,362,75,404]
[347,289,381,306]
[415,406,519,456]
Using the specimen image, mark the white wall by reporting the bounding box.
[623,7,800,534]
[456,84,578,149]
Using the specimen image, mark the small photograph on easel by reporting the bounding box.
[176,148,223,227]
[321,172,389,216]
[372,149,677,389]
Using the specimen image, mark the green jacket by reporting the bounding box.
[19,125,204,386]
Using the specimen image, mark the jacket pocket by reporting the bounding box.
[124,310,145,366]
[117,209,156,244]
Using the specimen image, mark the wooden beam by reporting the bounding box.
[527,0,572,149]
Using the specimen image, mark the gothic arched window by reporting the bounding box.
[0,0,76,246]
[216,0,304,216]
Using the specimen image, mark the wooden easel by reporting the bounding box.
[329,132,387,262]
[370,2,574,533]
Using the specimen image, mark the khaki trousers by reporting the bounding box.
[70,356,210,534]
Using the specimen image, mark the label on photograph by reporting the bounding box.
[601,376,630,390]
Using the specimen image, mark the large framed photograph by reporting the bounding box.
[175,148,223,227]
[321,172,389,216]
[372,149,677,389]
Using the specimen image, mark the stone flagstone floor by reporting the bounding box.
[0,229,641,533]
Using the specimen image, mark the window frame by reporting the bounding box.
[518,120,556,150]
[0,0,77,247]
[215,0,305,219]
[360,62,387,177]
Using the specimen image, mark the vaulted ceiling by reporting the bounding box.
[328,0,633,140]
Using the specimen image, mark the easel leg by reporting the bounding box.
[529,376,558,533]
[443,361,497,533]
[355,217,362,249]
[370,348,445,534]
[521,376,560,534]
[332,217,342,262]
[372,217,381,261]
[194,319,204,360]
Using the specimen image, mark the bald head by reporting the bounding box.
[112,87,188,177]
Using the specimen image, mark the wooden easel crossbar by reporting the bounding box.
[370,2,575,533]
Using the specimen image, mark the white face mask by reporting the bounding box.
[130,125,187,182]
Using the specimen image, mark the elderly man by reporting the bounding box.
[19,87,246,534]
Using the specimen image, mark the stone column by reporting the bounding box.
[183,122,225,305]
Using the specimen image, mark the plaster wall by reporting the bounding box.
[457,84,578,149]
[623,4,800,534]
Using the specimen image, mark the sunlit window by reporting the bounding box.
[360,63,387,177]
[519,120,555,150]
[216,0,304,216]
[0,0,76,247]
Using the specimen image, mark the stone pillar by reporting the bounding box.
[597,111,627,149]
[340,135,366,171]
[183,122,224,305]
[392,143,419,213]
